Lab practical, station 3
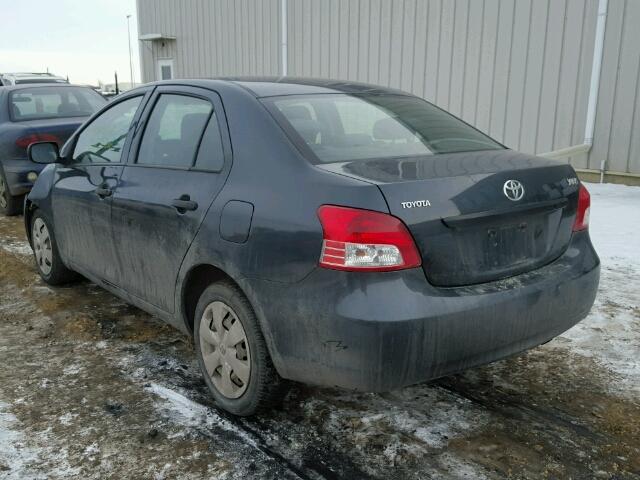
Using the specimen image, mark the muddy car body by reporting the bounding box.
[24,78,600,415]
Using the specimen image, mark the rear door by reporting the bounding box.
[111,86,232,312]
[52,91,150,282]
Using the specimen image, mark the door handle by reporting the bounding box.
[171,196,198,213]
[95,187,113,198]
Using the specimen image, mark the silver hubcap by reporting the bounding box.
[32,218,53,275]
[0,177,7,209]
[199,301,251,399]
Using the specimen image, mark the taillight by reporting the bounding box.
[572,184,591,232]
[16,133,60,149]
[317,205,421,272]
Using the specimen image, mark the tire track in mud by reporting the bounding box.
[435,378,607,443]
[130,347,374,480]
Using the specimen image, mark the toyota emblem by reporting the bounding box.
[503,179,524,201]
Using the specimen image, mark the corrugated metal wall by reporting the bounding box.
[137,0,282,80]
[136,0,640,176]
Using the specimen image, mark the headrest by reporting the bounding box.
[57,103,80,115]
[373,117,415,141]
[280,105,312,121]
[291,118,321,144]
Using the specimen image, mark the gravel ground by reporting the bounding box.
[0,183,638,479]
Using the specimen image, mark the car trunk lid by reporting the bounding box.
[317,150,581,286]
[8,117,85,159]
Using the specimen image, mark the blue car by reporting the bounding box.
[0,84,106,215]
[24,78,599,416]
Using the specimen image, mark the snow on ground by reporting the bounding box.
[558,183,640,397]
[0,401,80,479]
[146,382,258,447]
[585,182,640,267]
[0,401,40,478]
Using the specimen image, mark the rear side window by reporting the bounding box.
[10,86,106,121]
[137,94,212,168]
[72,96,142,164]
[194,112,225,171]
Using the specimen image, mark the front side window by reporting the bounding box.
[10,86,106,121]
[268,94,505,163]
[72,96,142,164]
[137,94,212,168]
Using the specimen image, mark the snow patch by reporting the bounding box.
[0,401,41,479]
[0,241,32,257]
[146,383,257,447]
[63,364,83,376]
[559,183,640,396]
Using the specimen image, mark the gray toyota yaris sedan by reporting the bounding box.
[24,78,599,416]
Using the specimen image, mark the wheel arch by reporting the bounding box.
[178,261,287,379]
[23,198,37,245]
[180,263,245,335]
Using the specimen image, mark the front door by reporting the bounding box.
[111,86,231,312]
[52,93,149,282]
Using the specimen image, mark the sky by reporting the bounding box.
[0,0,141,86]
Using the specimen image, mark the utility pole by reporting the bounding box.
[126,14,134,88]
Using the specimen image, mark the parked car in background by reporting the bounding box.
[0,84,107,215]
[24,78,599,416]
[0,72,68,86]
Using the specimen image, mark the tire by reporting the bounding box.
[31,210,79,285]
[0,167,23,216]
[194,281,288,416]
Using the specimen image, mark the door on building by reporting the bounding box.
[157,59,174,80]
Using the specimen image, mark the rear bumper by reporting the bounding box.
[249,230,600,391]
[2,159,45,196]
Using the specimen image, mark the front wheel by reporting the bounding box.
[0,168,23,216]
[31,211,78,285]
[194,281,288,416]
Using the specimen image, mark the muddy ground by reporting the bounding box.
[0,184,639,479]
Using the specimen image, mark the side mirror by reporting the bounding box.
[28,142,60,164]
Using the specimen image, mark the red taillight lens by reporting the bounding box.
[16,133,60,149]
[317,205,421,271]
[572,184,591,232]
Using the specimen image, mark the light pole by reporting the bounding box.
[126,14,134,88]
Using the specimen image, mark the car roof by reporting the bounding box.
[2,72,66,79]
[225,77,411,97]
[1,83,90,93]
[145,77,413,98]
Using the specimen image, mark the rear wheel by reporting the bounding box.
[194,281,288,416]
[0,168,23,216]
[31,211,78,285]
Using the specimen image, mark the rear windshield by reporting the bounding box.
[10,86,106,121]
[14,79,67,85]
[266,94,504,163]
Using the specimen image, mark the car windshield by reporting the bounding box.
[10,86,106,121]
[267,94,505,163]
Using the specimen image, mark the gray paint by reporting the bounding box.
[136,0,640,175]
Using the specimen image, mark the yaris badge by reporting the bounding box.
[503,179,524,201]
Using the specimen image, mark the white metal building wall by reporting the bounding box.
[137,0,282,80]
[136,0,640,176]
